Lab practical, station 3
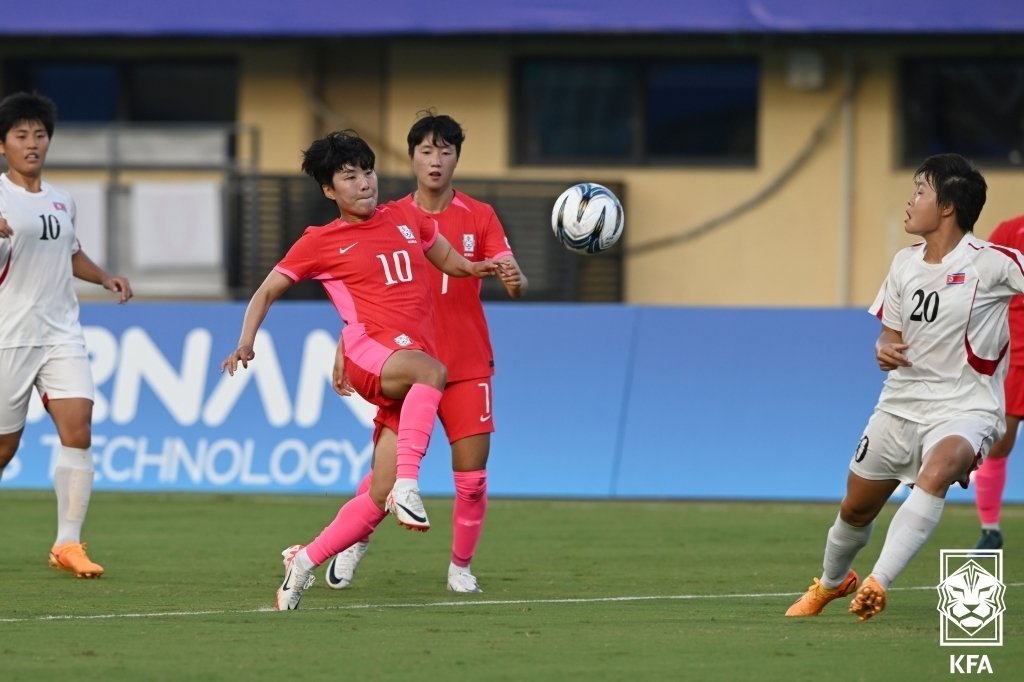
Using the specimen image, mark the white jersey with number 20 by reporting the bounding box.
[868,233,1024,426]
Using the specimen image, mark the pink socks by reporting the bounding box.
[975,456,1008,527]
[396,384,443,481]
[451,470,487,567]
[304,493,386,566]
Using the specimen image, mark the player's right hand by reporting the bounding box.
[220,346,255,375]
[469,258,498,278]
[0,215,12,238]
[876,342,911,371]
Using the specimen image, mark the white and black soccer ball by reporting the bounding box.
[550,182,624,255]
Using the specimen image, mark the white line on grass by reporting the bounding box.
[3,582,1022,624]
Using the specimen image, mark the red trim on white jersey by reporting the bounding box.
[0,249,10,286]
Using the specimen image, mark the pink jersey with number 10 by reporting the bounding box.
[274,204,440,352]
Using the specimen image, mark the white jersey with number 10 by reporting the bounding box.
[0,173,83,349]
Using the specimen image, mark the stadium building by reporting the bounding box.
[1,1,1022,306]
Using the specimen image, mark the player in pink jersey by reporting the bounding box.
[0,92,133,579]
[220,130,498,610]
[972,213,1024,550]
[323,112,527,593]
[786,154,1024,621]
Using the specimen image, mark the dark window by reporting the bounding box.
[515,57,758,166]
[5,59,238,123]
[900,57,1024,167]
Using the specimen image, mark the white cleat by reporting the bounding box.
[324,541,369,590]
[447,563,483,593]
[281,543,302,569]
[275,544,315,610]
[385,482,430,532]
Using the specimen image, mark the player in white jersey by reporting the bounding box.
[785,153,1024,621]
[0,92,133,578]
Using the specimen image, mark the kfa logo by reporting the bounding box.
[949,655,993,674]
[937,549,1004,647]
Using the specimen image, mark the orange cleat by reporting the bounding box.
[49,542,104,579]
[849,575,887,622]
[785,570,859,616]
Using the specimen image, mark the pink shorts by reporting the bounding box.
[372,376,495,444]
[438,377,495,443]
[342,323,431,411]
[1005,364,1024,417]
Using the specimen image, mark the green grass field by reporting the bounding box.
[1,491,1020,681]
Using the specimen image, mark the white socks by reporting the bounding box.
[294,548,316,572]
[871,487,945,589]
[822,515,873,588]
[53,446,95,546]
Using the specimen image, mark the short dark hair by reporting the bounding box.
[0,91,57,140]
[914,153,987,233]
[301,130,376,187]
[406,110,465,158]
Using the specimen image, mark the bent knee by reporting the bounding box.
[454,470,487,502]
[0,434,22,467]
[421,361,446,389]
[839,502,879,527]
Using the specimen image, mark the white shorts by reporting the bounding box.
[849,410,995,485]
[0,345,94,434]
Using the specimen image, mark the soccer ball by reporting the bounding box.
[550,183,624,254]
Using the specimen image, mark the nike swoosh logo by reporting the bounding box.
[479,414,492,422]
[339,243,358,254]
[327,558,345,585]
[281,568,293,591]
[396,502,428,524]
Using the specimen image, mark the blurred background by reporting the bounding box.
[2,1,1023,502]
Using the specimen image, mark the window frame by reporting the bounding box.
[512,55,760,168]
[898,56,1024,168]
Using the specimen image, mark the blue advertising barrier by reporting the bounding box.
[4,302,1019,503]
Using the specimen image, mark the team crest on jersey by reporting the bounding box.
[394,334,413,347]
[462,234,476,253]
[946,273,966,285]
[396,225,417,243]
[53,202,68,213]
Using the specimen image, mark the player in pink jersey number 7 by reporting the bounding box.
[220,130,499,610]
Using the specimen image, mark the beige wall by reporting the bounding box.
[306,37,1023,308]
[3,36,1021,306]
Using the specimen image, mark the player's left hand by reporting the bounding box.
[496,258,522,287]
[103,276,134,303]
[333,354,354,396]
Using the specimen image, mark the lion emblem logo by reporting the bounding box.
[937,559,1005,636]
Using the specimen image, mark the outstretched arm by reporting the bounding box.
[220,270,293,375]
[425,234,497,278]
[71,249,133,303]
